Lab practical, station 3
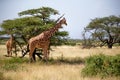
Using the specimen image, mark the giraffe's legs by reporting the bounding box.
[32,49,43,61]
[43,48,49,61]
[29,47,35,62]
[33,49,37,61]
[6,45,10,57]
[46,49,50,59]
[10,47,12,57]
[7,48,12,57]
[14,44,17,57]
[7,49,10,57]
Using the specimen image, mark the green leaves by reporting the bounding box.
[82,54,120,77]
[84,15,120,48]
[18,7,59,17]
[0,6,68,46]
[18,7,59,23]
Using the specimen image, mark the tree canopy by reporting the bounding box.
[18,7,59,24]
[84,15,120,48]
[0,7,69,46]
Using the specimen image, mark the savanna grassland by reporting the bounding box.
[0,44,120,80]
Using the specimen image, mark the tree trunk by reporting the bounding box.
[107,43,113,49]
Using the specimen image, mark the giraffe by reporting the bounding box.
[20,46,43,61]
[28,18,67,62]
[6,34,17,57]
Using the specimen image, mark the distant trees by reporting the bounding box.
[83,15,120,48]
[0,7,69,47]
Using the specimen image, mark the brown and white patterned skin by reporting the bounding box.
[6,35,16,57]
[28,18,67,62]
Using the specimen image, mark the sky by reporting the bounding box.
[0,0,120,39]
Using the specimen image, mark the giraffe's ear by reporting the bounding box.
[63,17,67,25]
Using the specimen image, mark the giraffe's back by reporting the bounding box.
[28,36,50,49]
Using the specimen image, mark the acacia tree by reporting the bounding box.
[1,17,43,43]
[0,7,68,48]
[84,15,120,48]
[18,7,69,45]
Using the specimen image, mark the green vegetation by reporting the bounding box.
[46,56,84,65]
[2,63,19,71]
[83,15,120,48]
[82,54,120,78]
[0,56,84,69]
[0,46,120,80]
[1,53,120,78]
[0,7,69,53]
[0,57,27,71]
[4,57,28,64]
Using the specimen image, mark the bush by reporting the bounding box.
[1,57,27,71]
[1,63,19,71]
[4,57,28,64]
[82,54,120,78]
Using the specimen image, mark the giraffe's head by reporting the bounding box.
[60,18,67,26]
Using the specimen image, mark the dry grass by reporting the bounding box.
[3,64,83,80]
[3,64,119,80]
[0,44,120,80]
[50,45,120,58]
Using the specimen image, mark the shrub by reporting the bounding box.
[81,54,120,78]
[4,57,28,64]
[1,57,27,71]
[2,63,18,71]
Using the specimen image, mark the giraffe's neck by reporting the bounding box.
[10,35,14,42]
[43,21,62,39]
